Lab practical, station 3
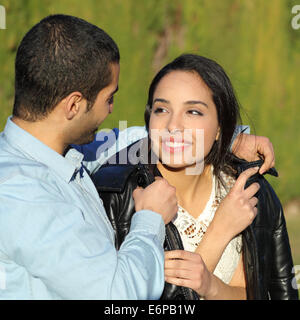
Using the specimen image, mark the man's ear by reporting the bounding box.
[63,92,85,120]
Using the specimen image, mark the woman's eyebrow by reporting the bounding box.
[184,100,208,108]
[153,98,208,108]
[153,98,169,104]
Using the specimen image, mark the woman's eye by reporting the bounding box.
[188,110,203,116]
[153,107,167,114]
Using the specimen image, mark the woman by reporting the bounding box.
[93,54,298,299]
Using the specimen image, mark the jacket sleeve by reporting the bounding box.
[266,181,299,300]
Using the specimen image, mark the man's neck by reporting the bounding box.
[12,116,67,155]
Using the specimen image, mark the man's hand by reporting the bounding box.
[231,134,275,174]
[133,177,178,224]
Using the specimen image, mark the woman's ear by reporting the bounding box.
[216,127,220,141]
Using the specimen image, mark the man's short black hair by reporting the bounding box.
[13,14,120,121]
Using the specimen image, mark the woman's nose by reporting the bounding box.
[167,114,184,133]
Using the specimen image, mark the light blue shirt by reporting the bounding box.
[0,117,166,300]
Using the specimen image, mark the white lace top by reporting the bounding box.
[173,169,242,285]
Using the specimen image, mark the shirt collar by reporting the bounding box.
[3,117,84,183]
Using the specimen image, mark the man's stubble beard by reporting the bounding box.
[74,128,98,145]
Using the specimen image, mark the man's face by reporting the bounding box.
[72,63,120,145]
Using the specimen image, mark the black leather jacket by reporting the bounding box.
[91,141,298,300]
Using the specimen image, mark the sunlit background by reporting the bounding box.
[0,0,300,291]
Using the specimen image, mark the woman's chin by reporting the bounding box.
[158,154,205,174]
[160,153,197,166]
[160,158,196,169]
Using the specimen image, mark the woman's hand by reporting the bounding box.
[231,133,275,174]
[165,250,247,300]
[164,250,213,298]
[195,166,260,273]
[212,166,260,242]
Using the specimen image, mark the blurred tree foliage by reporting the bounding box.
[0,0,299,203]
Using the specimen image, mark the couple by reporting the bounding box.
[0,14,296,299]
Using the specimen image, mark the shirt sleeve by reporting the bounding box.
[0,175,165,299]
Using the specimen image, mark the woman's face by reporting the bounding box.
[149,70,219,170]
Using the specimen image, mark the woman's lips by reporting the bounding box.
[161,136,192,154]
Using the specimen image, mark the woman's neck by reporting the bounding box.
[157,161,213,210]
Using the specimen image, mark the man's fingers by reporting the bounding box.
[258,139,275,174]
[259,154,275,174]
[232,167,259,191]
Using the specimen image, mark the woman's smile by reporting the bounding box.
[162,136,193,154]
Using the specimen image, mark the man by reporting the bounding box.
[0,14,274,299]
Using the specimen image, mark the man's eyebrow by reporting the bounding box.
[184,100,208,108]
[153,98,169,104]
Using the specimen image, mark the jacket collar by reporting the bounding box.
[231,156,278,177]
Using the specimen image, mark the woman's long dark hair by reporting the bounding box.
[144,54,242,180]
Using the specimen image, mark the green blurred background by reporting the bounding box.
[0,0,300,289]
